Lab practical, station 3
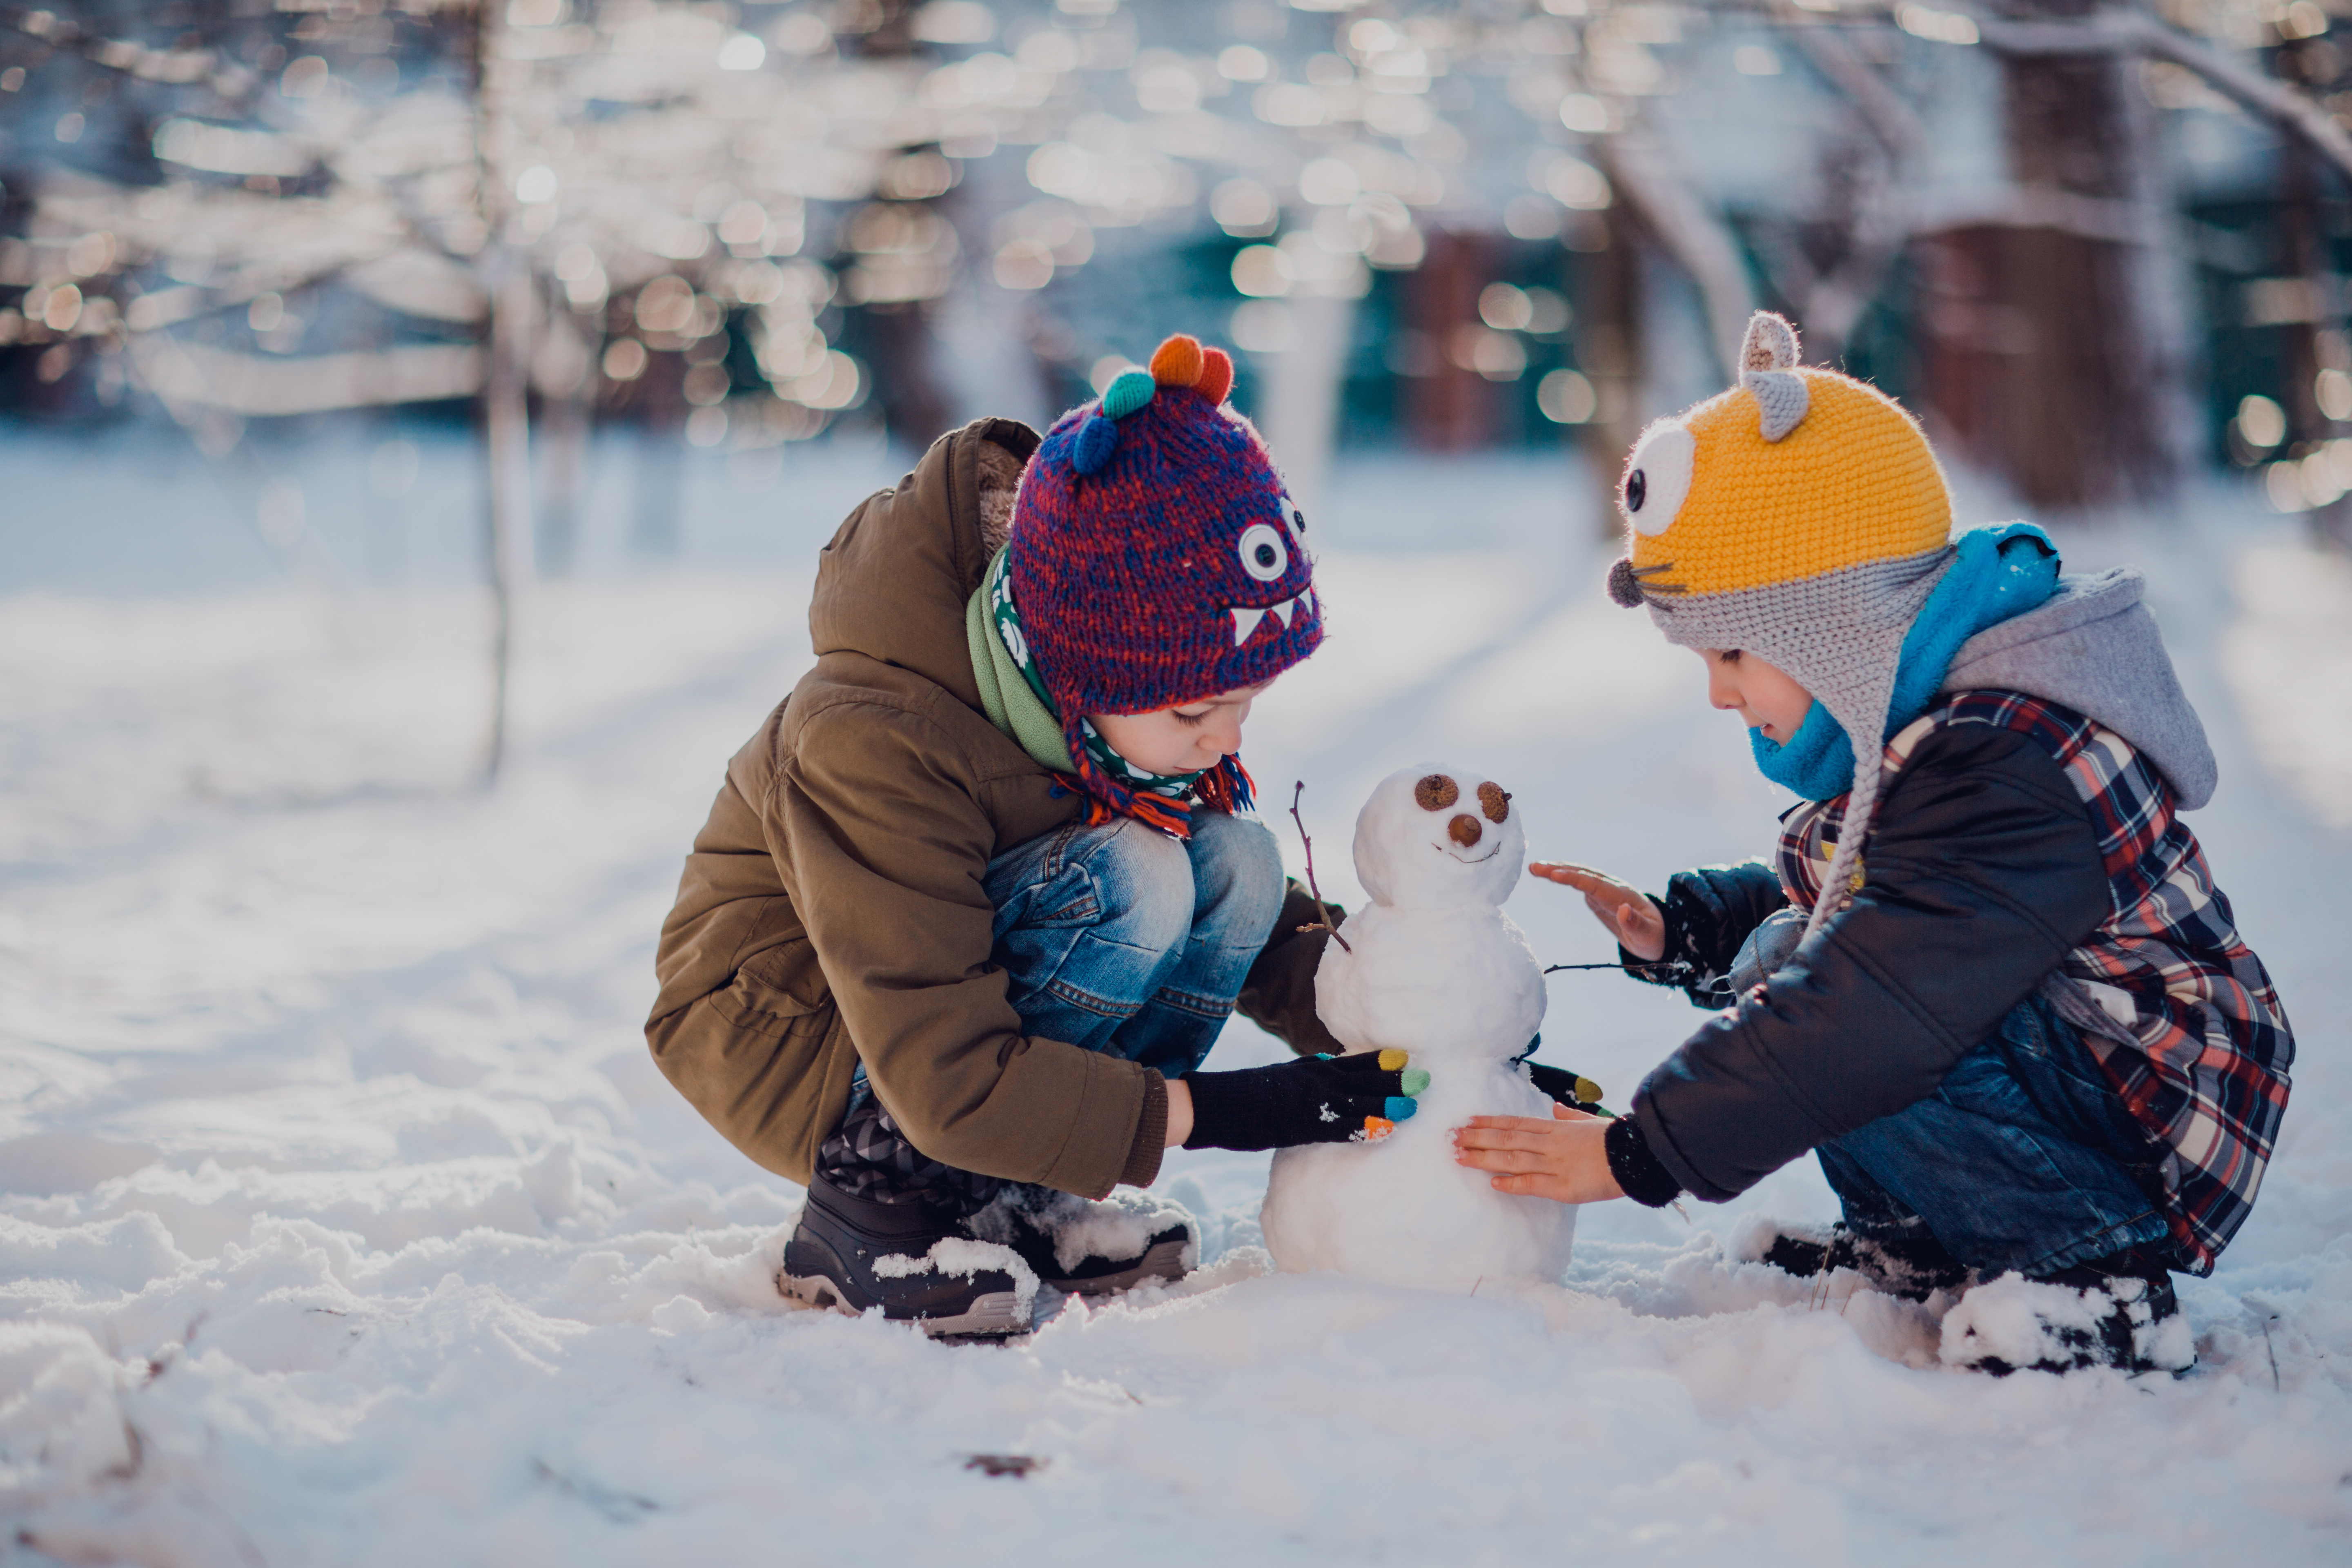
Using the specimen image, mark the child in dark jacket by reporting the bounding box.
[1453,313,2294,1375]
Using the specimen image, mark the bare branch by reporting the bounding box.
[1286,782,1350,953]
[1780,16,1929,163]
[1967,7,2352,188]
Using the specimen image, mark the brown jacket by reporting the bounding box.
[646,419,1339,1200]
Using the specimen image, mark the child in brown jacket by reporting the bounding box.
[648,336,1421,1335]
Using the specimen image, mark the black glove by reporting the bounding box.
[1182,1051,1426,1152]
[1525,1061,1611,1116]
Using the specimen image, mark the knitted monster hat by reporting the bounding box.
[1606,311,1956,940]
[1007,333,1323,832]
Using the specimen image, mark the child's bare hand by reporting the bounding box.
[1451,1104,1625,1204]
[1526,862,1666,962]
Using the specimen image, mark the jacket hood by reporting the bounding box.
[808,418,1040,709]
[1940,566,2218,809]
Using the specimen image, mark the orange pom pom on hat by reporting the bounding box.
[979,334,1321,835]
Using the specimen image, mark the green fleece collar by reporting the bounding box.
[967,550,1075,773]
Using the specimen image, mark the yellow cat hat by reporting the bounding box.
[1606,312,1959,939]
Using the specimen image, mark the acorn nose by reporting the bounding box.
[1448,814,1482,848]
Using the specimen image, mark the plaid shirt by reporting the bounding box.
[1779,692,2293,1275]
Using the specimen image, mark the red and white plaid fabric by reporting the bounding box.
[1779,692,2294,1275]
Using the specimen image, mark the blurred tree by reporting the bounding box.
[0,0,939,776]
[1914,0,2194,512]
[16,0,2352,630]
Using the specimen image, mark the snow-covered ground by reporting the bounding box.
[2,433,2348,1564]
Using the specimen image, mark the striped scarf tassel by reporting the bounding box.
[1055,749,1256,840]
[1193,754,1256,817]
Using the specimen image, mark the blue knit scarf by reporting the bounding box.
[1752,523,2060,801]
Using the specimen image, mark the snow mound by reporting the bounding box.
[1,469,2348,1560]
[0,1322,130,1493]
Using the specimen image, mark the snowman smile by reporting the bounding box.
[1439,843,1502,865]
[1227,587,1316,646]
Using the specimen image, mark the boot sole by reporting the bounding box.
[777,1267,1032,1340]
[1046,1237,1191,1297]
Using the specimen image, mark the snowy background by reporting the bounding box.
[3,432,2350,1564]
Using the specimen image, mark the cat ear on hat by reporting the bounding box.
[1739,311,1810,441]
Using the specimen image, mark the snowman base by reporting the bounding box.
[1259,1059,1576,1291]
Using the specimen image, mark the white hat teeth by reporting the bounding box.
[1230,606,1266,645]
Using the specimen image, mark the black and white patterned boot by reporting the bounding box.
[1735,1216,1973,1303]
[779,1169,1036,1339]
[1941,1261,2193,1376]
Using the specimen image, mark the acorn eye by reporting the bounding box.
[1620,422,1694,537]
[1238,522,1288,582]
[1414,774,1459,811]
[1478,781,1510,824]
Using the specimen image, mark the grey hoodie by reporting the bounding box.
[1938,567,2218,811]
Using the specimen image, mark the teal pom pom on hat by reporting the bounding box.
[1071,365,1178,474]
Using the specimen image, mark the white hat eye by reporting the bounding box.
[1238,522,1289,581]
[1281,494,1313,563]
[1620,422,1695,537]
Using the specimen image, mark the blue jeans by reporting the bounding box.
[1815,993,2175,1277]
[814,809,1285,1208]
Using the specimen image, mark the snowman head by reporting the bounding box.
[1351,763,1526,911]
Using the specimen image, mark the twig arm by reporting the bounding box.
[1286,781,1351,953]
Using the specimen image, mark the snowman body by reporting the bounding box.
[1258,765,1576,1289]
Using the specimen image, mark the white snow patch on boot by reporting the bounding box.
[871,1237,1040,1311]
[967,1187,1201,1276]
[1939,1272,2110,1372]
[1728,1212,1824,1266]
[2105,1274,2196,1372]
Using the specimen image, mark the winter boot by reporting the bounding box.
[1735,1217,1972,1302]
[1941,1260,2193,1376]
[779,1170,1038,1338]
[961,1185,1200,1296]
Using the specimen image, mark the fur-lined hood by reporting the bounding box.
[806,417,1036,712]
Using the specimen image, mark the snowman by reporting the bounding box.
[1258,764,1576,1289]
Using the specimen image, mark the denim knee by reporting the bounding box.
[1186,811,1284,945]
[1069,818,1196,956]
[1816,996,2172,1276]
